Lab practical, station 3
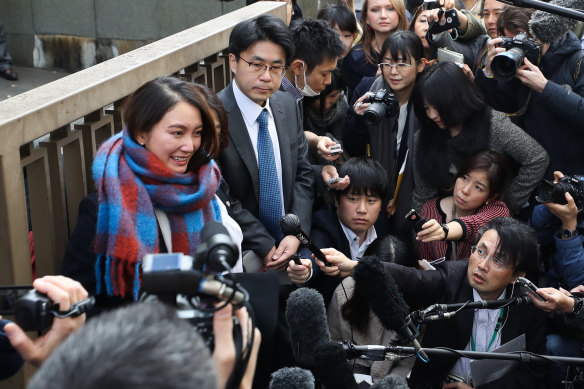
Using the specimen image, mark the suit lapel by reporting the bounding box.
[223,83,260,199]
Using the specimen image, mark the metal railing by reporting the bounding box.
[0,2,286,285]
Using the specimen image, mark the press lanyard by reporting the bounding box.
[470,308,504,352]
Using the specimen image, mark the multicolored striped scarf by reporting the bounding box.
[92,129,221,300]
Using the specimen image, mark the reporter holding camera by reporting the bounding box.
[530,171,584,289]
[475,0,584,180]
[341,30,426,239]
[0,275,87,378]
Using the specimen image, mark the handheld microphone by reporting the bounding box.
[280,214,332,266]
[269,367,315,389]
[353,256,428,360]
[195,221,239,272]
[285,288,358,389]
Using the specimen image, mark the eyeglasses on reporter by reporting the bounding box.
[378,60,419,71]
[238,56,288,76]
[470,245,513,270]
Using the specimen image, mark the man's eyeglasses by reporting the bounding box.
[239,57,287,76]
[378,61,414,72]
[470,245,513,271]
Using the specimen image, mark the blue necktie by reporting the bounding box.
[257,109,283,241]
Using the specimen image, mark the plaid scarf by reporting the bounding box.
[93,129,221,300]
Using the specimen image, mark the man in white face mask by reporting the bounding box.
[281,18,346,164]
[282,18,343,102]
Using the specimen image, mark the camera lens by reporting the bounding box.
[536,180,569,205]
[491,47,525,81]
[363,103,386,125]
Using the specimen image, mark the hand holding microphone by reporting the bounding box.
[279,214,332,266]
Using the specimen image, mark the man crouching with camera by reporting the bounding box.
[1,275,88,378]
[475,0,584,181]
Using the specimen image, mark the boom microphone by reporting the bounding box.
[353,256,428,360]
[280,214,332,266]
[269,367,315,389]
[285,288,358,389]
[142,267,246,306]
[285,288,331,361]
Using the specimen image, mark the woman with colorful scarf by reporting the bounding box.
[62,76,244,304]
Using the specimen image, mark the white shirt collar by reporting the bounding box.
[339,220,377,261]
[232,79,274,126]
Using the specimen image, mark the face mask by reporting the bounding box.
[294,61,320,97]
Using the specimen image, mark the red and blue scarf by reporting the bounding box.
[93,129,221,300]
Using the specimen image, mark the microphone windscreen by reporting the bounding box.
[370,374,409,389]
[269,367,315,389]
[286,288,331,361]
[305,342,359,389]
[353,256,410,330]
[529,0,584,43]
[280,213,301,236]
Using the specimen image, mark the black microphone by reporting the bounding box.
[370,374,409,389]
[280,214,332,266]
[195,221,239,272]
[353,256,428,360]
[142,268,247,306]
[286,288,331,361]
[269,367,315,389]
[285,288,358,389]
[421,295,532,321]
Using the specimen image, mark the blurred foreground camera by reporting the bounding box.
[363,89,399,125]
[536,174,584,211]
[491,33,540,81]
[141,222,248,350]
[10,289,95,332]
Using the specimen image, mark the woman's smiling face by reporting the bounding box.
[137,101,203,174]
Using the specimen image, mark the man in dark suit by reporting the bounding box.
[218,14,314,272]
[287,158,408,304]
[371,218,547,388]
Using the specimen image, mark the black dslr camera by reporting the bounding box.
[536,175,584,211]
[491,33,540,81]
[363,89,399,125]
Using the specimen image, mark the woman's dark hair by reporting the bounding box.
[380,29,424,64]
[334,157,390,200]
[457,150,510,201]
[196,84,229,157]
[360,0,409,65]
[317,4,358,34]
[303,67,346,115]
[408,6,424,33]
[228,14,294,65]
[496,6,534,37]
[123,76,218,171]
[413,61,486,129]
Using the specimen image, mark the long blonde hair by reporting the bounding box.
[360,0,408,65]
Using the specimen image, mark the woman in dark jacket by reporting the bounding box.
[411,61,549,213]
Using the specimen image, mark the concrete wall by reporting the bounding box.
[0,0,245,71]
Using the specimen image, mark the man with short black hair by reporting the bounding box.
[330,218,547,388]
[218,15,314,272]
